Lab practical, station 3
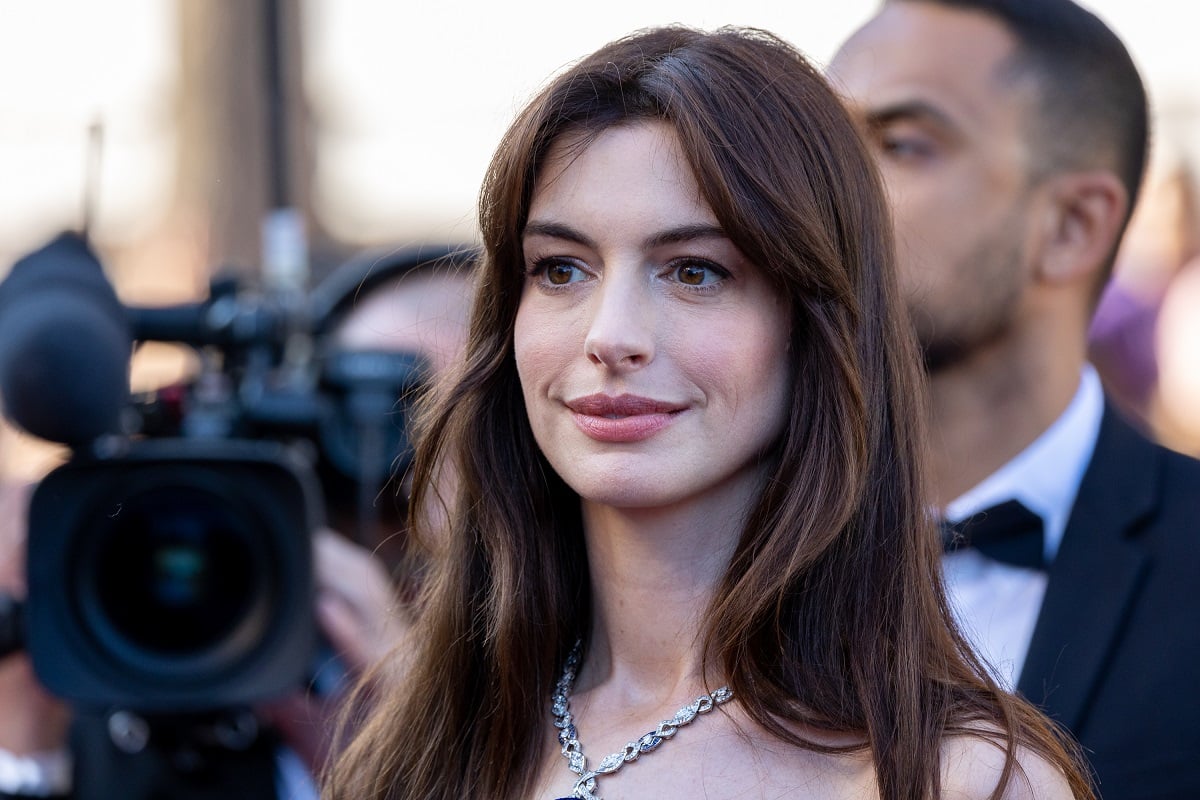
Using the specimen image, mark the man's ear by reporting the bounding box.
[1035,170,1128,286]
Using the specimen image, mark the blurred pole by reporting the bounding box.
[173,0,317,278]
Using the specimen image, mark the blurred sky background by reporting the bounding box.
[1,0,1198,468]
[4,1,1199,257]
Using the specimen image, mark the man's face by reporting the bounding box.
[829,2,1042,371]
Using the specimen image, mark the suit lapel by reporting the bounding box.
[1016,406,1156,731]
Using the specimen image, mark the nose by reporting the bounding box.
[583,269,654,371]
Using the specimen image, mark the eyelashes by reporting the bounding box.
[524,255,732,295]
[526,256,588,287]
[669,259,730,289]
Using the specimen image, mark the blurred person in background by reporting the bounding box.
[307,245,475,572]
[262,244,476,792]
[1088,160,1199,425]
[831,0,1200,796]
[1152,253,1200,454]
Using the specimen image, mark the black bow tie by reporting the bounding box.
[941,499,1046,570]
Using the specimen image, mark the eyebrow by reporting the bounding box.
[862,99,958,133]
[523,220,729,250]
[522,221,596,249]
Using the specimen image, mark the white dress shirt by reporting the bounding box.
[942,366,1104,690]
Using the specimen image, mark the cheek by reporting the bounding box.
[879,179,943,282]
[743,338,792,430]
[513,305,538,392]
[892,177,988,285]
[513,303,566,401]
[691,314,790,420]
[890,161,997,245]
[894,181,954,249]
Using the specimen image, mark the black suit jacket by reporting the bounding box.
[1017,405,1200,800]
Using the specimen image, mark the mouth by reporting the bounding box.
[564,394,684,443]
[565,394,684,417]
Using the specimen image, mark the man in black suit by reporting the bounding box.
[831,1,1200,797]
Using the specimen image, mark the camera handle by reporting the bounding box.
[71,707,278,800]
[3,596,280,799]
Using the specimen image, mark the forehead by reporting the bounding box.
[829,2,1030,135]
[529,122,712,225]
[332,269,472,370]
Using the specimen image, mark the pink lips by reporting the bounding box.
[565,393,683,443]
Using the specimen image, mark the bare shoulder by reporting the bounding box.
[941,734,1078,800]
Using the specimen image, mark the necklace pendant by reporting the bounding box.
[552,639,734,800]
[567,773,600,800]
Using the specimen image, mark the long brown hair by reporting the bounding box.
[324,25,1092,799]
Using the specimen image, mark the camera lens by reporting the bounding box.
[26,443,316,711]
[77,483,275,671]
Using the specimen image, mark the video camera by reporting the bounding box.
[0,231,463,714]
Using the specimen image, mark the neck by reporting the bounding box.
[925,315,1087,506]
[576,494,743,705]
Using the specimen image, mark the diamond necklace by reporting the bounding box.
[551,640,734,800]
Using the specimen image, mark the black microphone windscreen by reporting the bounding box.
[0,233,132,445]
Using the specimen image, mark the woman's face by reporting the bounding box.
[514,122,791,512]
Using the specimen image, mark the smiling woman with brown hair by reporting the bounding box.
[322,25,1093,800]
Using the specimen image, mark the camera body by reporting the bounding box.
[27,438,318,712]
[0,232,450,713]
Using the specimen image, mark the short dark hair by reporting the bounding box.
[897,0,1150,227]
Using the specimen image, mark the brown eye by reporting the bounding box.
[546,263,577,285]
[671,260,726,287]
[677,263,707,285]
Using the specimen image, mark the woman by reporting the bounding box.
[324,26,1092,799]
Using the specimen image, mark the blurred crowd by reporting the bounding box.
[1090,158,1200,453]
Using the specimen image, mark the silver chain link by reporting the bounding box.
[551,640,734,800]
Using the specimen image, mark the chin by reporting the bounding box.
[570,473,681,510]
